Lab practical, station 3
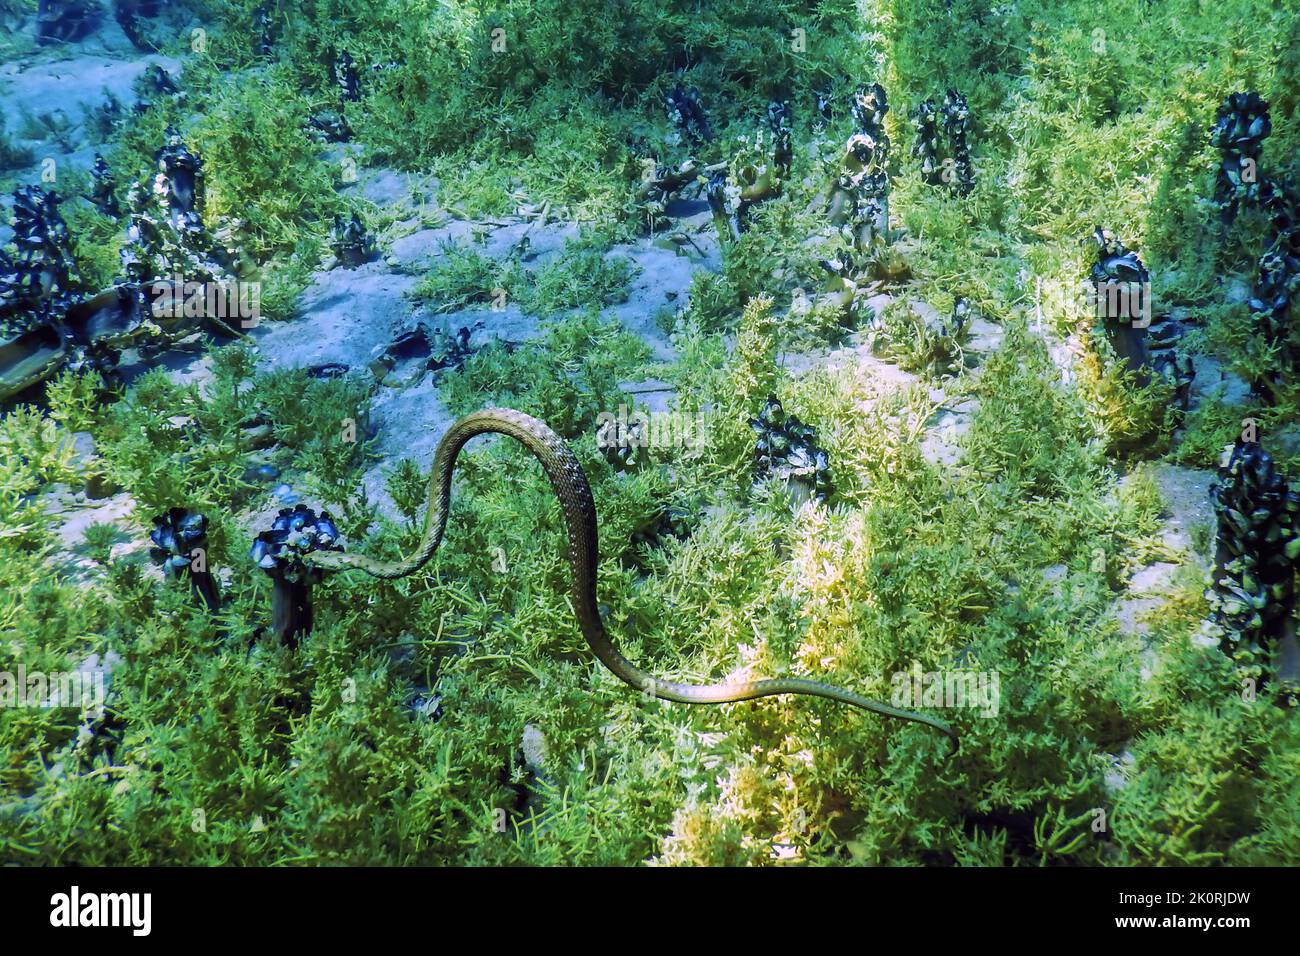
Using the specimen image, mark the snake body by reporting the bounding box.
[308,407,957,748]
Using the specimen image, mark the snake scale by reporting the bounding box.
[308,407,958,749]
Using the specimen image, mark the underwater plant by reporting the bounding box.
[1208,440,1300,687]
[1209,91,1271,225]
[749,395,833,504]
[250,504,344,647]
[148,507,220,612]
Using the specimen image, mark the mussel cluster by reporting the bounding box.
[1208,440,1300,672]
[255,3,275,58]
[627,505,693,569]
[702,100,793,243]
[941,90,975,197]
[120,127,239,312]
[331,212,375,267]
[829,83,891,254]
[1088,227,1152,364]
[113,0,162,50]
[149,507,220,611]
[35,0,100,45]
[308,50,365,142]
[1209,91,1271,225]
[1249,175,1300,379]
[1,128,243,402]
[132,63,184,114]
[749,395,833,504]
[909,98,943,186]
[1208,93,1300,388]
[933,295,972,366]
[250,505,344,646]
[368,321,480,383]
[335,50,362,103]
[0,186,84,397]
[768,99,793,179]
[665,84,713,146]
[90,154,120,217]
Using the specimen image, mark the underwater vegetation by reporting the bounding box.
[0,0,1299,868]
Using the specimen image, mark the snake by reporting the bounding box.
[308,407,958,749]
